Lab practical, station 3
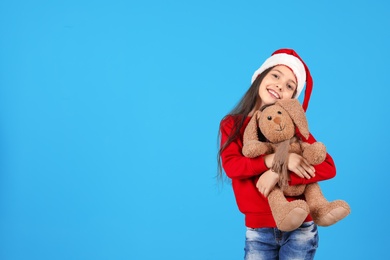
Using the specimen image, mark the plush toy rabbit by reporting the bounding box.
[242,99,350,231]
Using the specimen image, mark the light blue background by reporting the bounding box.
[0,0,389,259]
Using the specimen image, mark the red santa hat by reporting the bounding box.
[251,48,313,111]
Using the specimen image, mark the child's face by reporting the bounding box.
[258,65,297,107]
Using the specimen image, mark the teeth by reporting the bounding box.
[268,89,280,99]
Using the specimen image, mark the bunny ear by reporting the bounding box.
[243,110,262,145]
[276,99,310,139]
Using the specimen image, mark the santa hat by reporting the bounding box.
[251,48,313,111]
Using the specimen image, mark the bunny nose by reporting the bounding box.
[273,117,281,124]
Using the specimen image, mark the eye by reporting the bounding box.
[287,84,293,90]
[287,83,296,91]
[271,73,279,79]
[277,111,282,114]
[267,116,272,120]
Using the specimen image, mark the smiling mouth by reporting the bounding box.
[268,89,280,99]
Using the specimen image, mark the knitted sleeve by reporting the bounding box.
[220,116,269,180]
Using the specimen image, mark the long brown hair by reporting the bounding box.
[217,67,273,181]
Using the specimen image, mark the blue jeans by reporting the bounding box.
[244,221,319,260]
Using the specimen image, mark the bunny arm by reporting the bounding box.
[300,141,327,165]
[242,111,274,158]
[242,140,273,158]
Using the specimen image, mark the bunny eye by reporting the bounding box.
[267,116,272,120]
[277,111,282,114]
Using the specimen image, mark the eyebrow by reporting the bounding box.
[273,69,284,75]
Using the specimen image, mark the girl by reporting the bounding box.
[218,49,337,260]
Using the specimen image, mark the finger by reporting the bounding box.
[301,160,316,173]
[256,181,262,191]
[294,169,303,178]
[301,164,315,177]
[299,168,310,179]
[258,187,264,195]
[296,166,311,179]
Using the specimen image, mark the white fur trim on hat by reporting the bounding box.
[251,53,306,98]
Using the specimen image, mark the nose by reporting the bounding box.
[273,117,281,124]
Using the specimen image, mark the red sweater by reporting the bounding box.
[220,115,336,228]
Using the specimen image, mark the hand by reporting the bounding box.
[288,153,315,179]
[256,169,279,197]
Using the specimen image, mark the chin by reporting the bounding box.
[263,99,278,106]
